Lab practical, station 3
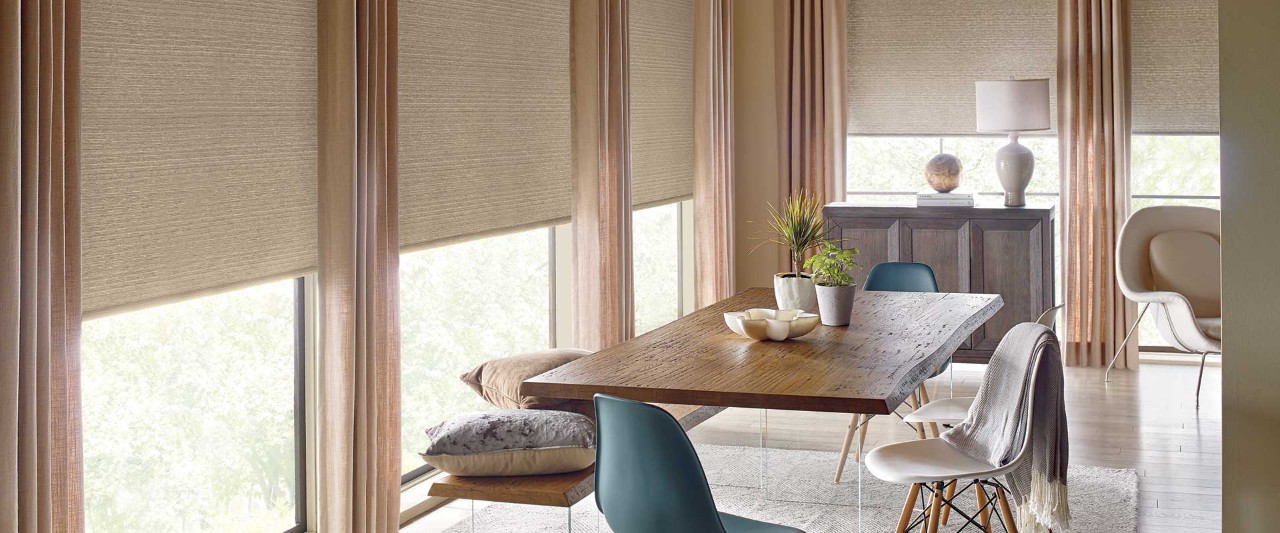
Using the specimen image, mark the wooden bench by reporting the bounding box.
[427,403,725,508]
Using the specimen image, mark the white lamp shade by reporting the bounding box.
[975,79,1051,132]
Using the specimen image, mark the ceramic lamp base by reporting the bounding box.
[996,133,1034,207]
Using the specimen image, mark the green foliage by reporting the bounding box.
[756,192,830,275]
[633,203,682,335]
[804,241,861,287]
[82,280,298,532]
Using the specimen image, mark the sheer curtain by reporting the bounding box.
[572,0,634,350]
[694,0,735,308]
[317,0,402,529]
[1,0,85,529]
[1058,0,1138,368]
[774,0,846,204]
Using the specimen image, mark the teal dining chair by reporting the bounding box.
[834,261,942,482]
[593,394,804,533]
[862,261,940,293]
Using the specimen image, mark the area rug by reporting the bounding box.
[442,444,1137,532]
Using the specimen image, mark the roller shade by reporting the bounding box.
[399,0,572,250]
[846,0,1057,136]
[1131,0,1219,134]
[81,0,317,317]
[629,0,695,207]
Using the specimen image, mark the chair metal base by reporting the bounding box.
[1104,303,1149,383]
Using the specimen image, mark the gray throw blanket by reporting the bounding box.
[941,323,1069,532]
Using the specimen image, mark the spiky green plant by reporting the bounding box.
[755,192,829,276]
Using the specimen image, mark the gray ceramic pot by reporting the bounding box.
[815,284,856,326]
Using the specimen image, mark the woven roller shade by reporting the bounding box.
[81,0,317,317]
[846,0,1057,136]
[399,0,572,250]
[629,0,695,208]
[1131,0,1219,134]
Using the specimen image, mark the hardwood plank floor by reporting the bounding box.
[404,362,1221,532]
[685,362,1222,533]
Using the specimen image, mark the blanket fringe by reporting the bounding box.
[1016,472,1070,532]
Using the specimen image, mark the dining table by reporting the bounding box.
[522,287,1003,531]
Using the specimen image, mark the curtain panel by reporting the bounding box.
[693,0,734,309]
[572,0,634,350]
[317,0,402,529]
[1,0,86,530]
[1058,0,1138,368]
[774,0,846,205]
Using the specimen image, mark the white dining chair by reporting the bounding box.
[889,304,1061,527]
[1107,206,1222,407]
[866,325,1051,533]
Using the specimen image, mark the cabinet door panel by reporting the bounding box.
[899,218,970,293]
[971,218,1044,350]
[828,217,899,280]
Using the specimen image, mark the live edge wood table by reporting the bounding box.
[525,287,1002,416]
[431,287,1001,528]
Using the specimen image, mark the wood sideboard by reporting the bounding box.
[823,202,1056,364]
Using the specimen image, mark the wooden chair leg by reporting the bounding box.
[895,483,921,533]
[925,481,944,533]
[919,385,940,437]
[938,479,957,525]
[906,391,926,439]
[975,482,991,532]
[995,485,1019,533]
[834,413,860,482]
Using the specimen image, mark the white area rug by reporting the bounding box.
[443,444,1137,532]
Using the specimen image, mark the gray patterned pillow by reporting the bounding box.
[421,410,596,476]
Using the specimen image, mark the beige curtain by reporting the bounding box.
[572,0,633,350]
[1059,0,1138,368]
[774,0,847,204]
[693,0,734,309]
[317,0,401,529]
[1,0,85,530]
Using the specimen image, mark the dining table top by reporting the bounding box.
[522,287,1003,415]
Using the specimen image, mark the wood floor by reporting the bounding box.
[404,362,1222,532]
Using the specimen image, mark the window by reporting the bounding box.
[1130,134,1221,350]
[399,228,552,479]
[633,201,683,335]
[846,135,1060,202]
[82,279,304,533]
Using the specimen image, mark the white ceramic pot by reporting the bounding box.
[815,284,856,326]
[773,273,818,312]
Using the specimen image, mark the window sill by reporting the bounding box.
[400,470,452,527]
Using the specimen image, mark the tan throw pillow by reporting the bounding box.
[460,348,593,413]
[420,410,595,476]
[1149,230,1222,318]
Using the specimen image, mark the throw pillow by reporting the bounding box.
[421,410,596,476]
[459,348,594,415]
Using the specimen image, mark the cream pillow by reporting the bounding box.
[420,410,595,476]
[1149,230,1221,318]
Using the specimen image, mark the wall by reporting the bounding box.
[1219,1,1280,530]
[732,0,785,289]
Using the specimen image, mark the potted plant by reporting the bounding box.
[756,193,829,311]
[804,240,861,326]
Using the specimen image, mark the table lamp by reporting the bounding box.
[975,79,1051,207]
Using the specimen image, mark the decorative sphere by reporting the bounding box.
[925,154,963,193]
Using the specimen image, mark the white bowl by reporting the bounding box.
[723,308,821,341]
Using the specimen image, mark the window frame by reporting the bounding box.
[287,277,309,533]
